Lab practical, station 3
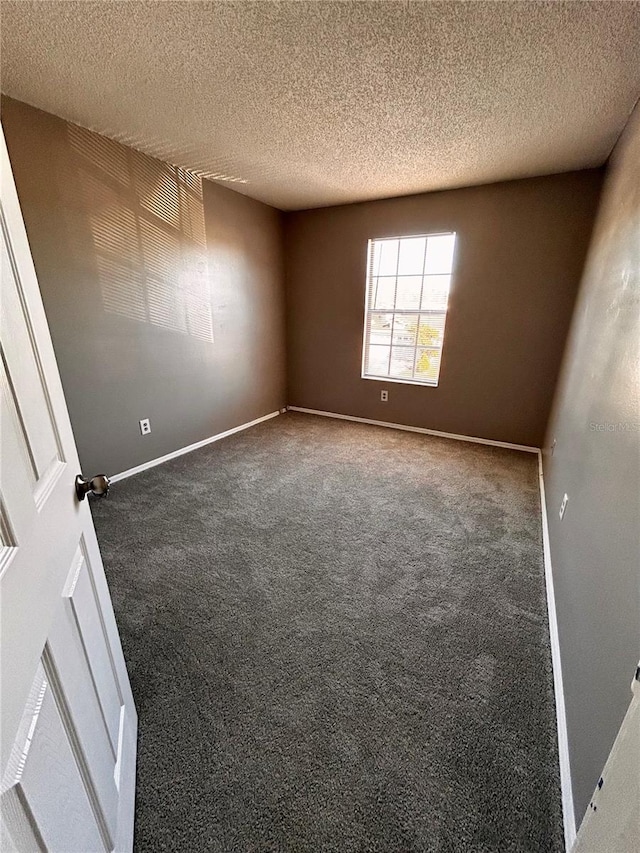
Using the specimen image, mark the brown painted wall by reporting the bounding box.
[543,103,640,827]
[3,90,634,834]
[284,172,603,447]
[1,96,286,476]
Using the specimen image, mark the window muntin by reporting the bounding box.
[361,233,456,386]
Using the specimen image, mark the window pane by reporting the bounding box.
[369,312,393,345]
[392,314,417,346]
[395,276,422,309]
[415,347,442,382]
[418,314,446,348]
[367,344,390,375]
[364,234,455,386]
[421,275,450,310]
[374,239,399,276]
[425,234,456,274]
[373,277,396,309]
[397,237,426,275]
[390,347,414,378]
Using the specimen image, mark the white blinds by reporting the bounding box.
[362,232,456,386]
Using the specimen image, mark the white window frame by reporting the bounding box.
[361,232,456,388]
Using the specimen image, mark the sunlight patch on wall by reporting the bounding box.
[68,124,213,343]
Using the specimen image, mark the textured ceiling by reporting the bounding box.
[2,1,640,210]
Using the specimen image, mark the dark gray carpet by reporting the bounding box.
[91,412,563,852]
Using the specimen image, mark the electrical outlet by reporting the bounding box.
[139,418,151,436]
[559,493,569,520]
[381,390,388,402]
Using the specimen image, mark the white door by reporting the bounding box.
[0,127,137,851]
[572,665,640,853]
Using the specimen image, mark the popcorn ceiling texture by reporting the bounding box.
[2,0,640,210]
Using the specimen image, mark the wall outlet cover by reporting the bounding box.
[381,390,388,402]
[139,418,151,436]
[559,493,569,520]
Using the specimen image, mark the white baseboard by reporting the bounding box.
[110,411,280,483]
[537,450,576,851]
[287,406,539,453]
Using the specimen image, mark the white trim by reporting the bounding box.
[361,374,439,388]
[110,411,280,482]
[537,450,577,851]
[287,407,539,453]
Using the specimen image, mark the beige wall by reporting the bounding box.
[284,171,603,447]
[543,103,640,827]
[2,96,286,476]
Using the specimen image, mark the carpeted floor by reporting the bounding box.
[91,412,563,852]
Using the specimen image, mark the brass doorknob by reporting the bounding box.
[75,474,110,501]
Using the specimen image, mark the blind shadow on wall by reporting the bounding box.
[67,124,214,343]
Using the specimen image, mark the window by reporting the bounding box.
[361,232,456,386]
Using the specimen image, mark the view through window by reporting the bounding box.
[361,233,456,386]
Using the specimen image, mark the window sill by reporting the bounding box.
[361,373,439,388]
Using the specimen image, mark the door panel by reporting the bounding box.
[57,547,125,754]
[1,230,63,489]
[2,663,107,852]
[573,669,640,853]
[47,549,121,840]
[0,125,137,851]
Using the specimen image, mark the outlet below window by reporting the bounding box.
[381,390,388,402]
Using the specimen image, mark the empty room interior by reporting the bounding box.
[1,2,639,852]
